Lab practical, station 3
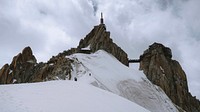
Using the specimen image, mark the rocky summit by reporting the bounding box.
[57,24,128,66]
[139,42,200,112]
[77,24,128,66]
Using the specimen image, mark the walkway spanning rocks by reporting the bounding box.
[128,59,140,63]
[139,42,200,112]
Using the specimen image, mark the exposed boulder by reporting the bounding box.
[139,42,200,112]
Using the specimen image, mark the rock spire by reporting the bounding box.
[139,42,200,112]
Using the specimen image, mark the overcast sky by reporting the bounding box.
[0,0,199,99]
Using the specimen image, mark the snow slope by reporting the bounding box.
[0,80,149,112]
[69,50,179,112]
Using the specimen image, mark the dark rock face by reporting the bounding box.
[10,47,37,83]
[140,42,200,112]
[0,47,37,84]
[77,24,128,66]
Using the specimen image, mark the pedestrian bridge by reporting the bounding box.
[128,59,140,63]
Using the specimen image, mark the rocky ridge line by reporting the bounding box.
[0,23,128,84]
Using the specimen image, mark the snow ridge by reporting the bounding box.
[69,50,178,112]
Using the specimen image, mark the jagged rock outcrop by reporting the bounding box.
[77,24,128,66]
[139,42,200,112]
[0,47,37,84]
[0,47,73,84]
[10,47,37,83]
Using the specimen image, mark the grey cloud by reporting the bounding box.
[88,0,98,15]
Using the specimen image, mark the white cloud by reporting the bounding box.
[0,0,199,99]
[0,0,96,64]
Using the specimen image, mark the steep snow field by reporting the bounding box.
[0,80,149,112]
[69,50,178,112]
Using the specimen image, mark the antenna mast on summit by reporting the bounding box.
[100,12,104,24]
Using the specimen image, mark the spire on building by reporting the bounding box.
[100,12,104,24]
